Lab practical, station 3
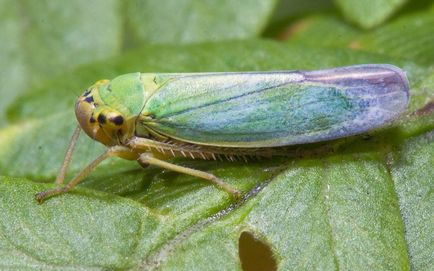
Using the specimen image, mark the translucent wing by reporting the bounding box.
[141,64,409,147]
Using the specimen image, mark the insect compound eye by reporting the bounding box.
[109,115,124,126]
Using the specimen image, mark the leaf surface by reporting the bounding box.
[1,3,433,270]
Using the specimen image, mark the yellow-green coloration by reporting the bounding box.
[35,64,409,203]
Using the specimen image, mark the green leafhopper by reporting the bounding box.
[36,64,409,203]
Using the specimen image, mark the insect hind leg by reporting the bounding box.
[138,152,241,198]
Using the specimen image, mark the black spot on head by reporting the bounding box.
[97,114,106,124]
[83,89,91,96]
[84,96,94,103]
[110,115,124,126]
[90,116,96,123]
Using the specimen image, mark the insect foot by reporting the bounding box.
[35,187,69,204]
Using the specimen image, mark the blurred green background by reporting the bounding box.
[0,0,433,270]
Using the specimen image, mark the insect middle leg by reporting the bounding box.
[138,152,241,198]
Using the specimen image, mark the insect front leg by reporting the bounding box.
[55,125,82,185]
[35,145,135,203]
[138,152,241,198]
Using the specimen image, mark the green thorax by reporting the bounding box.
[97,73,158,118]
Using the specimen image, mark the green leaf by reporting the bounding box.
[287,15,361,48]
[151,130,434,270]
[0,177,161,270]
[390,131,434,271]
[123,0,278,45]
[262,0,334,37]
[334,0,409,28]
[288,9,434,66]
[354,10,434,66]
[0,0,122,126]
[156,153,410,270]
[1,38,433,270]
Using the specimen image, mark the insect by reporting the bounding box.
[36,64,409,203]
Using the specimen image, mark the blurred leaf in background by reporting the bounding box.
[0,0,433,270]
[0,0,122,126]
[335,0,408,28]
[124,0,278,45]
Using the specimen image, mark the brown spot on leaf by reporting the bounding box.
[239,231,277,271]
